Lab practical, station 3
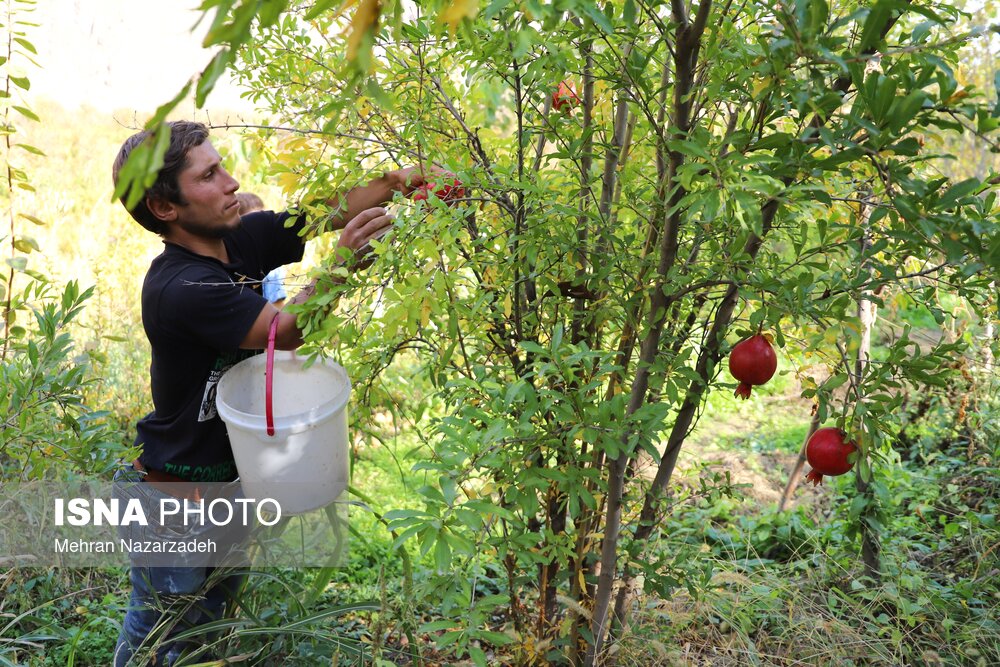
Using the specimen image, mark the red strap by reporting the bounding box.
[265,313,279,437]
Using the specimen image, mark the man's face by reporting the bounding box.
[172,141,242,239]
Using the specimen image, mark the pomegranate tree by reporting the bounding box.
[728,334,777,399]
[804,427,858,485]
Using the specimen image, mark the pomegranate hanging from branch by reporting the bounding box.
[552,80,580,113]
[411,177,466,207]
[804,427,858,486]
[728,333,778,399]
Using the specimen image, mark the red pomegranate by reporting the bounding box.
[552,80,580,112]
[804,427,858,485]
[728,334,777,399]
[412,178,465,206]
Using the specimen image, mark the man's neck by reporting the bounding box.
[164,232,229,264]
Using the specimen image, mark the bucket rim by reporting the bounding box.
[216,354,351,429]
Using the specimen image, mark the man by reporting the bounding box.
[110,120,423,665]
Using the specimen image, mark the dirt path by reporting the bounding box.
[637,390,820,509]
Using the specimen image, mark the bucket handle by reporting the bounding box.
[265,313,279,437]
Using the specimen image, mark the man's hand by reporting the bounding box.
[335,206,394,268]
[391,165,459,197]
[325,167,435,230]
[390,166,429,196]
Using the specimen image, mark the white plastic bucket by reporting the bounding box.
[216,348,351,515]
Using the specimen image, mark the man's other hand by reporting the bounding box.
[335,206,394,269]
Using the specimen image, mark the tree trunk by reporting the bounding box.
[983,282,995,374]
[854,192,882,582]
[585,5,715,662]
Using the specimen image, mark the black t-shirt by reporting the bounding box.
[135,210,305,482]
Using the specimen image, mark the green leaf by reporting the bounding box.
[115,118,176,210]
[257,0,288,26]
[821,373,848,391]
[9,75,30,90]
[440,475,458,506]
[859,0,895,52]
[11,105,39,122]
[888,137,920,156]
[623,0,637,23]
[12,236,39,254]
[204,0,261,45]
[667,138,712,162]
[434,533,452,572]
[887,90,927,133]
[383,508,432,522]
[519,340,547,356]
[894,196,919,222]
[476,630,516,645]
[808,0,829,36]
[17,213,45,226]
[993,70,1000,118]
[578,1,614,34]
[873,75,897,123]
[754,133,794,151]
[938,178,980,209]
[13,37,36,54]
[196,49,233,107]
[419,620,458,632]
[469,646,488,667]
[304,0,340,20]
[14,143,45,156]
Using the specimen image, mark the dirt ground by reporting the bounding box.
[636,389,822,510]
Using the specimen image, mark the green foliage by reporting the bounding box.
[0,278,126,477]
[0,0,127,479]
[0,568,125,667]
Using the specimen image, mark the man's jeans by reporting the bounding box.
[112,466,246,666]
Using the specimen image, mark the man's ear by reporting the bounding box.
[147,196,178,223]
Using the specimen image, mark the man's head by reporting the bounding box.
[112,121,211,235]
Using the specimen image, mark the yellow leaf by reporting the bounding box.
[277,171,302,196]
[346,0,380,61]
[439,0,479,33]
[752,76,772,99]
[944,88,969,105]
[420,298,431,327]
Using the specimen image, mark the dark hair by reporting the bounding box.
[112,120,210,235]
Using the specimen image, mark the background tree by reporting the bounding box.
[0,0,120,480]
